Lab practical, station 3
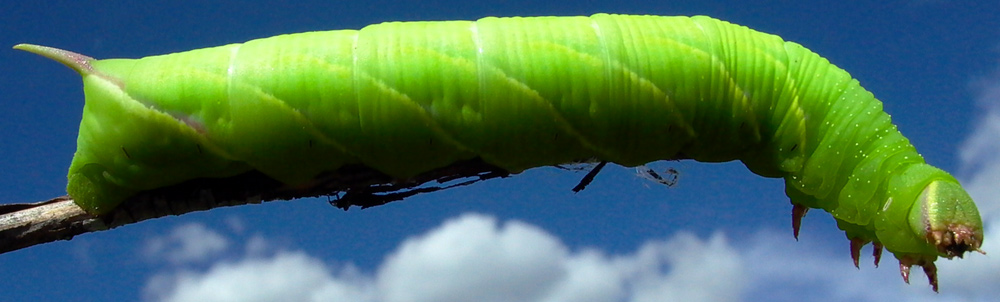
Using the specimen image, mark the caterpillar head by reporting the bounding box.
[878,163,984,291]
[909,179,983,258]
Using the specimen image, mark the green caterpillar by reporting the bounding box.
[14,13,982,290]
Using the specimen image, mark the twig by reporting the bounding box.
[0,196,105,254]
[0,159,509,254]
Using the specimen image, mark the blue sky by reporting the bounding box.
[2,1,999,301]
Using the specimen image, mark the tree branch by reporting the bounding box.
[0,159,510,254]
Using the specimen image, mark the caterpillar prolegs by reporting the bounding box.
[14,13,982,290]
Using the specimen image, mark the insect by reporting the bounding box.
[14,13,982,291]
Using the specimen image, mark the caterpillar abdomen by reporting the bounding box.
[15,13,982,290]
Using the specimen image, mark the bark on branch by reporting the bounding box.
[0,159,510,254]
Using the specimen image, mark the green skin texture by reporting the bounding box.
[17,14,981,266]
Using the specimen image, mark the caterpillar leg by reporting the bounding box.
[851,238,940,291]
[872,242,884,267]
[849,238,865,268]
[848,238,885,268]
[791,204,809,240]
[899,257,939,292]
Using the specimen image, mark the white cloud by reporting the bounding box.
[145,209,1000,302]
[132,199,989,300]
[144,214,752,302]
[143,223,231,265]
[375,214,570,302]
[539,249,625,302]
[621,232,744,302]
[243,234,272,257]
[144,251,373,302]
[224,216,247,235]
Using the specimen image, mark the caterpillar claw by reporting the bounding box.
[872,242,883,267]
[792,204,809,240]
[923,262,939,292]
[898,256,939,292]
[899,261,912,284]
[849,238,866,268]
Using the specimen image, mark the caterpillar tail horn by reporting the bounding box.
[14,44,96,75]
